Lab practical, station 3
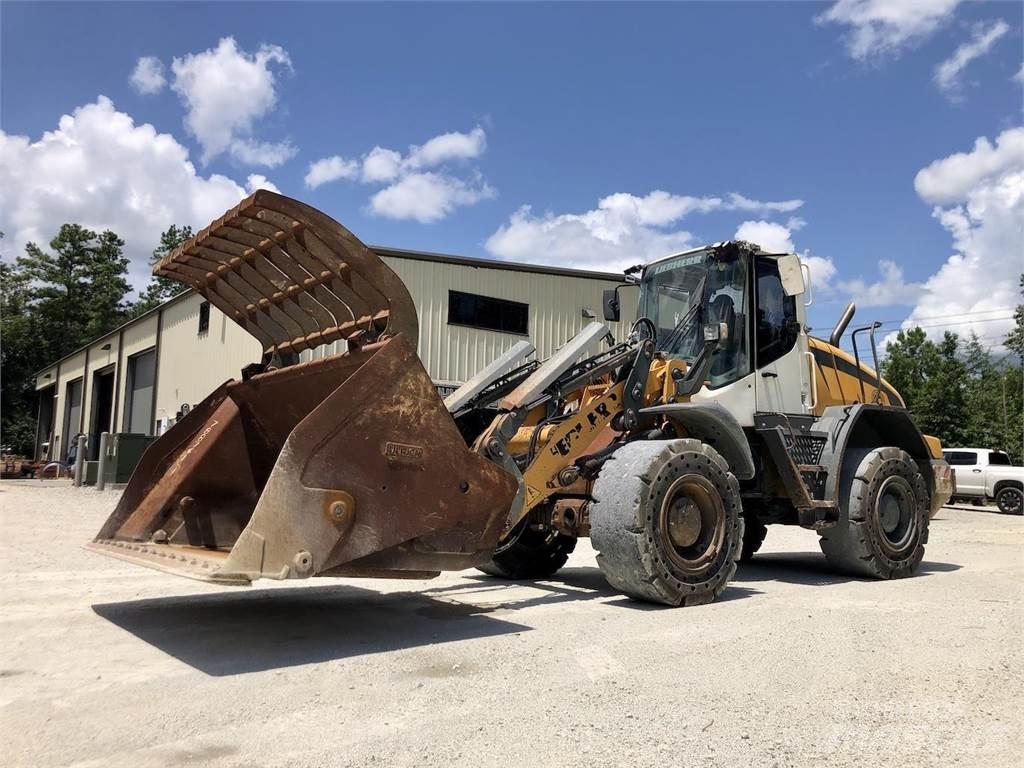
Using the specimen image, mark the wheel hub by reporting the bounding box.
[659,473,726,576]
[874,475,916,555]
[667,498,702,548]
[1000,489,1022,514]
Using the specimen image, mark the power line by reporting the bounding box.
[873,315,1014,331]
[868,307,1015,324]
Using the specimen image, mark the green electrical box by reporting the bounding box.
[103,433,157,485]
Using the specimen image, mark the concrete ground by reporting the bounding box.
[0,482,1021,768]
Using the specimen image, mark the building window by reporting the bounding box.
[448,290,529,335]
[198,301,210,335]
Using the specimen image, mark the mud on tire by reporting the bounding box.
[590,439,744,606]
[818,447,929,579]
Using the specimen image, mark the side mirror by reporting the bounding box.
[777,254,805,297]
[602,288,621,322]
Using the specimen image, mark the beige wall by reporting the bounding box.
[154,293,260,424]
[33,254,637,458]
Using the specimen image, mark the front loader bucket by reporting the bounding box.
[87,191,517,584]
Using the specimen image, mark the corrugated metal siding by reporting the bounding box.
[381,256,638,382]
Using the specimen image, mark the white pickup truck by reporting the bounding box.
[943,448,1024,515]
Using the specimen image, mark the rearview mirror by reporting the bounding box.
[602,288,621,322]
[777,254,805,297]
[703,321,729,346]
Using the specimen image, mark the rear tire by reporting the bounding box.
[819,447,929,579]
[995,486,1023,515]
[477,514,577,579]
[740,517,768,562]
[590,439,744,606]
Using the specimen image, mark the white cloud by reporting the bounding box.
[130,56,166,95]
[934,20,1010,100]
[890,127,1024,345]
[368,172,494,224]
[304,155,360,189]
[404,126,487,170]
[246,174,279,194]
[735,220,795,252]
[1014,63,1024,84]
[726,193,804,214]
[228,137,296,168]
[305,126,492,222]
[0,97,255,290]
[817,0,962,60]
[170,37,294,166]
[915,127,1024,203]
[486,192,806,273]
[839,260,924,307]
[361,147,403,183]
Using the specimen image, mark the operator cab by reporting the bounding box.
[605,241,810,420]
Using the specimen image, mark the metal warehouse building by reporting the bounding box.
[33,246,638,464]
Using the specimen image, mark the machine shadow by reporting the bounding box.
[734,551,962,586]
[92,584,531,677]
[437,567,763,609]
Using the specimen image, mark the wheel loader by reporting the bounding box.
[87,191,954,606]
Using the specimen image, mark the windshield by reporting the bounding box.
[639,249,751,388]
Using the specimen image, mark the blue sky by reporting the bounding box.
[2,1,1022,350]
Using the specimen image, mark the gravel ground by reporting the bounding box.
[1,481,1021,768]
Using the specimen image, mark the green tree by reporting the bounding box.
[883,329,967,446]
[1005,274,1024,363]
[131,224,192,317]
[2,225,132,455]
[16,224,132,358]
[1,247,47,454]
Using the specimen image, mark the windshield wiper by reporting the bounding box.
[661,274,707,355]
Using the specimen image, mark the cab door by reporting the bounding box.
[753,257,811,415]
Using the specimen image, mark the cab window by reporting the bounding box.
[988,452,1011,466]
[755,258,799,368]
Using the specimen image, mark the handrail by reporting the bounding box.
[850,322,883,404]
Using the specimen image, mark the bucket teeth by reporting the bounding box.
[154,190,419,359]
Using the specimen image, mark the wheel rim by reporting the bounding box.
[999,489,1023,514]
[873,476,916,556]
[659,474,726,576]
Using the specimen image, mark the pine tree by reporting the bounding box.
[1,251,46,454]
[131,225,192,316]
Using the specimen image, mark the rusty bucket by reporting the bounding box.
[87,192,517,584]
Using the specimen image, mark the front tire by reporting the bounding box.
[740,517,768,562]
[995,486,1023,515]
[477,513,577,579]
[819,447,929,579]
[590,439,744,606]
